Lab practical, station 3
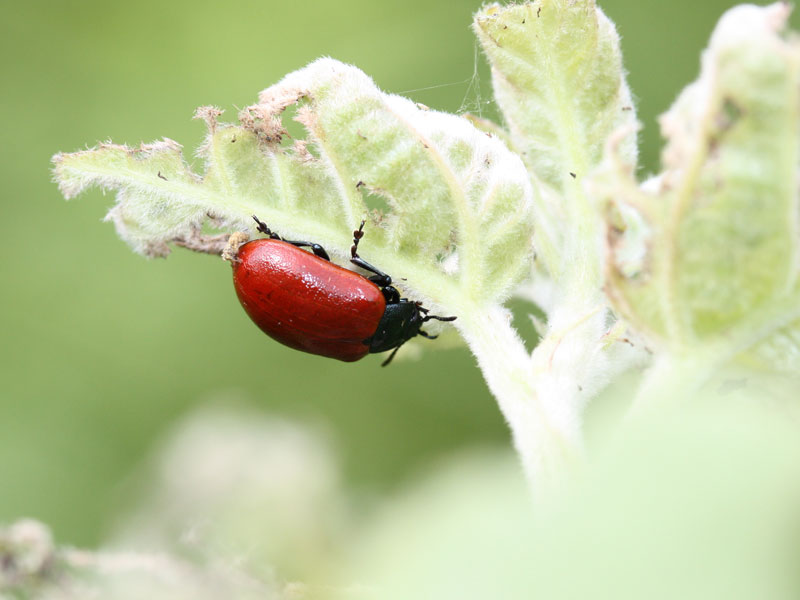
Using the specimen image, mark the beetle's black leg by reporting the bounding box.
[381,344,403,367]
[352,257,392,286]
[351,220,366,257]
[372,282,400,304]
[252,215,280,240]
[280,240,331,261]
[350,221,394,286]
[418,329,438,339]
[385,285,400,304]
[251,217,331,259]
[252,215,270,234]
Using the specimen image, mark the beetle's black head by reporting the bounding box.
[366,300,423,354]
[365,300,457,366]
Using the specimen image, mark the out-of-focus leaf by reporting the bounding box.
[603,4,800,350]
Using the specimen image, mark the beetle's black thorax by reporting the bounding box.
[365,301,423,353]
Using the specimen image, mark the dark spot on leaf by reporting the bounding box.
[707,97,744,154]
[719,97,743,130]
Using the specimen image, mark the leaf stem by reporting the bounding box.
[457,304,583,491]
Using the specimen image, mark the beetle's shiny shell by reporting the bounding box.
[233,239,386,362]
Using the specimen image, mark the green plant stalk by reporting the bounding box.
[466,0,641,486]
[457,305,583,486]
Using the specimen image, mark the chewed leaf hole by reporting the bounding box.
[357,182,391,215]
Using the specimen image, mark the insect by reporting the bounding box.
[231,216,456,366]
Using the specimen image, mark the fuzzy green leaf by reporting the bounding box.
[473,0,635,291]
[473,0,636,190]
[604,3,800,351]
[53,59,534,310]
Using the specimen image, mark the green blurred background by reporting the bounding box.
[1,0,794,546]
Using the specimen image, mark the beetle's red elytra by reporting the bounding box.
[231,216,456,366]
[234,239,386,361]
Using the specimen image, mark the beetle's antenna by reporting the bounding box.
[423,314,457,322]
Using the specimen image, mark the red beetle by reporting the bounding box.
[232,216,456,366]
